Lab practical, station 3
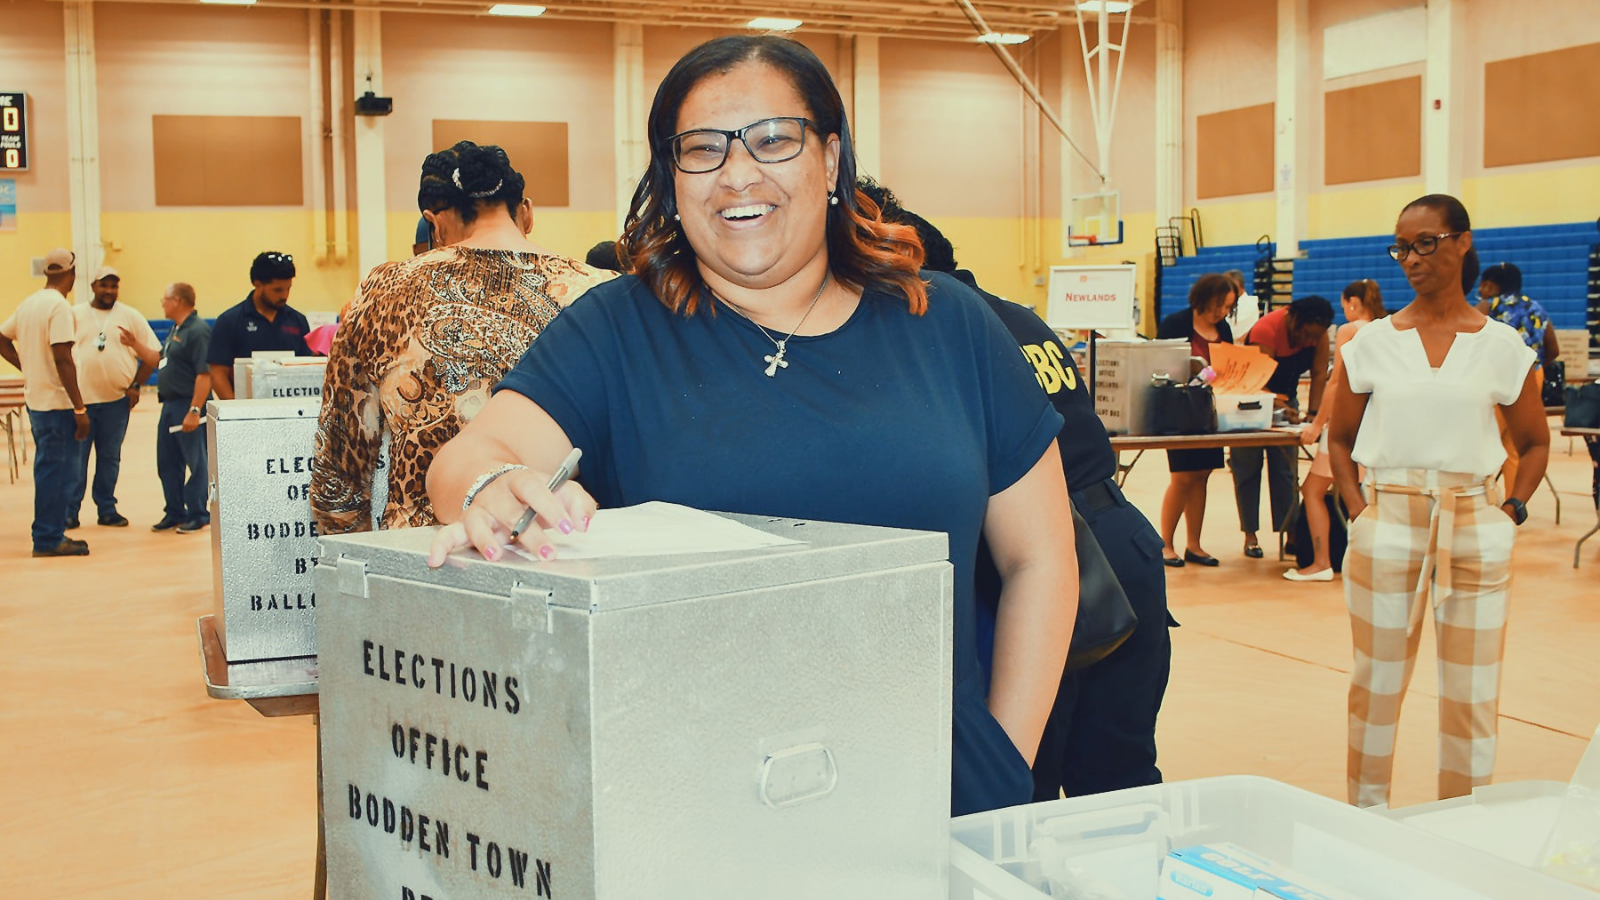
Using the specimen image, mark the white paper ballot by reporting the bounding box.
[506,501,802,561]
[168,416,208,433]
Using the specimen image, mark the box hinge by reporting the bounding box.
[510,582,555,634]
[337,555,370,599]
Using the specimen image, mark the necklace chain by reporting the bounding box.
[717,271,831,377]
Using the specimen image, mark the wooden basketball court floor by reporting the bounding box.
[0,403,1595,897]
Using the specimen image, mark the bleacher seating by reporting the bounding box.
[1157,221,1598,330]
[1157,245,1263,324]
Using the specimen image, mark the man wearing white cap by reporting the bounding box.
[0,248,92,556]
[67,266,158,529]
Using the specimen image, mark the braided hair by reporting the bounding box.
[418,141,526,225]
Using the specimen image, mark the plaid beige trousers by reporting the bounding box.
[1343,468,1515,809]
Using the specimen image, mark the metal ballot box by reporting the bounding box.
[316,519,954,900]
[1093,338,1193,434]
[233,351,326,400]
[207,398,322,663]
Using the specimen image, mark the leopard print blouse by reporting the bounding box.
[311,246,614,534]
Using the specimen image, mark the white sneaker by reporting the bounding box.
[1283,567,1334,582]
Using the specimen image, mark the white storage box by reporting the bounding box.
[949,775,1591,900]
[1094,339,1193,435]
[1379,781,1567,869]
[316,516,954,899]
[1215,392,1274,432]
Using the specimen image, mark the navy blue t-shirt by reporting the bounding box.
[206,294,313,368]
[497,271,1063,815]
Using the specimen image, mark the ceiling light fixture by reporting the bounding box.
[1077,1,1135,12]
[977,32,1030,45]
[487,4,547,17]
[748,17,803,31]
[199,0,257,6]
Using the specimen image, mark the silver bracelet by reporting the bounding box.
[462,463,526,512]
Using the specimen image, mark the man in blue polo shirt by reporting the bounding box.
[206,251,312,400]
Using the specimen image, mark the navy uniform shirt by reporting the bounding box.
[205,293,313,368]
[158,311,212,402]
[953,270,1116,488]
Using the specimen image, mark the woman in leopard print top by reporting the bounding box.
[310,142,613,533]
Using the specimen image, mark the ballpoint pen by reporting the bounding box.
[508,447,582,543]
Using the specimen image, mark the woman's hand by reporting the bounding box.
[427,468,597,567]
[1301,422,1323,445]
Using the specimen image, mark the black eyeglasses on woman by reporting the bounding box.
[667,117,816,174]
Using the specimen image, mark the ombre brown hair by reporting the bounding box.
[617,35,926,316]
[1341,278,1387,320]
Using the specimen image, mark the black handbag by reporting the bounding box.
[1566,382,1600,429]
[1064,504,1139,672]
[1543,360,1566,409]
[1284,492,1350,574]
[1145,383,1215,436]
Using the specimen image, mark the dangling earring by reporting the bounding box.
[828,192,839,206]
[672,213,680,222]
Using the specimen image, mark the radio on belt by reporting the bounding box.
[315,519,954,899]
[207,398,322,663]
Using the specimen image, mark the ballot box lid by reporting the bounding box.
[207,398,321,421]
[318,513,949,613]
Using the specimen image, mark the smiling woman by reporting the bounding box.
[1329,194,1550,810]
[425,34,1080,818]
[619,35,925,320]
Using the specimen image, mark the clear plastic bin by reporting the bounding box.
[1215,392,1274,432]
[949,775,1592,900]
[1378,781,1567,869]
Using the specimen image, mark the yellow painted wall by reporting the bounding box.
[0,214,75,316]
[1192,199,1275,248]
[1308,182,1426,239]
[95,211,364,319]
[1462,163,1600,229]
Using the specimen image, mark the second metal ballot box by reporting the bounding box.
[233,351,327,400]
[315,517,954,899]
[208,398,321,663]
[1094,338,1193,434]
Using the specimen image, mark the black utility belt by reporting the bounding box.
[1072,477,1124,516]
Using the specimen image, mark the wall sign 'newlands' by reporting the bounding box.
[209,399,321,662]
[0,93,27,171]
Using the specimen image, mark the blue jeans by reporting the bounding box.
[156,401,209,522]
[28,408,80,551]
[68,398,132,519]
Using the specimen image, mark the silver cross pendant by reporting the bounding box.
[763,342,790,377]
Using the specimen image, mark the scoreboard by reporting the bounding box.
[1,93,26,171]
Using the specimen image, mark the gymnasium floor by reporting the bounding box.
[1,401,1596,898]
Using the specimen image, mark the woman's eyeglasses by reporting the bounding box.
[667,117,816,174]
[1388,232,1465,261]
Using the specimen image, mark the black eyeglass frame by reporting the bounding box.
[666,117,819,175]
[1388,231,1466,261]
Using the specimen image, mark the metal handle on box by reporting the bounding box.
[758,742,837,809]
